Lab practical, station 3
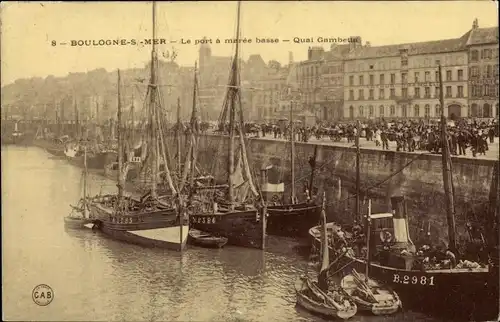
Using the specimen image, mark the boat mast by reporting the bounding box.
[177,98,182,177]
[150,0,159,199]
[355,120,361,224]
[437,62,457,254]
[117,70,124,203]
[188,62,199,199]
[290,101,296,204]
[365,199,372,281]
[82,139,88,218]
[227,1,242,207]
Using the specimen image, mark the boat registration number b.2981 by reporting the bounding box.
[393,274,435,286]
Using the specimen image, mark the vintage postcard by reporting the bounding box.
[1,1,499,321]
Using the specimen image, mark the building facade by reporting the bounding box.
[467,19,499,118]
[343,32,471,120]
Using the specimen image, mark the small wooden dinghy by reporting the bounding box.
[295,275,357,320]
[341,269,401,316]
[64,205,94,230]
[188,229,228,248]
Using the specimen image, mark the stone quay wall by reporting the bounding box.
[181,134,498,247]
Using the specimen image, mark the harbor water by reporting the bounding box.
[2,146,439,321]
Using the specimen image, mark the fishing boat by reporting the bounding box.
[64,141,94,229]
[188,229,228,248]
[90,8,189,251]
[309,63,499,321]
[295,193,357,320]
[334,199,401,316]
[189,1,264,250]
[263,72,321,239]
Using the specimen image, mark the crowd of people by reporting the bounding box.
[212,118,498,158]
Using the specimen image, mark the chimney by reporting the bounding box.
[365,41,371,47]
[349,36,362,51]
[288,51,294,65]
[472,18,479,30]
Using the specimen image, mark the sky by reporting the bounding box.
[1,1,498,86]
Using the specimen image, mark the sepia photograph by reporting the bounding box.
[1,1,499,321]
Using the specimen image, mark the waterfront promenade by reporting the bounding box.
[205,131,499,161]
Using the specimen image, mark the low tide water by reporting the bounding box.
[2,146,438,321]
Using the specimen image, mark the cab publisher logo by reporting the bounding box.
[32,284,54,306]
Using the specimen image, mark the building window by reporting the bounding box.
[379,88,385,99]
[471,103,478,116]
[470,66,479,78]
[369,89,374,100]
[471,50,478,62]
[414,87,420,98]
[402,72,408,83]
[402,104,408,117]
[446,86,452,97]
[435,104,441,116]
[487,65,492,78]
[379,105,384,117]
[402,59,408,66]
[484,85,490,96]
[435,71,440,82]
[425,87,431,98]
[495,64,499,77]
[458,69,463,81]
[369,75,374,85]
[490,84,496,97]
[424,71,430,82]
[457,86,464,98]
[390,74,395,84]
[390,105,395,116]
[359,75,364,86]
[358,89,364,100]
[349,105,354,119]
[349,76,354,86]
[369,105,374,117]
[483,103,491,117]
[414,72,420,83]
[424,104,430,117]
[349,90,354,100]
[414,104,420,117]
[446,70,452,81]
[390,88,395,98]
[359,106,364,117]
[380,74,385,85]
[402,88,408,98]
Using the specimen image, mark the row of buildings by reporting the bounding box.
[197,19,498,122]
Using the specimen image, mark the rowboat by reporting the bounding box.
[295,275,357,320]
[340,270,401,315]
[188,229,228,248]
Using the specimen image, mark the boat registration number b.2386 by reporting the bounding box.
[393,274,435,286]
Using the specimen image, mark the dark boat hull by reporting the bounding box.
[267,202,321,238]
[310,226,500,321]
[66,151,117,170]
[190,209,263,249]
[89,203,188,251]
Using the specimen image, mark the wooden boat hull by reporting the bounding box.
[64,216,94,229]
[295,276,357,320]
[267,202,321,238]
[66,151,117,170]
[190,209,263,249]
[309,224,500,321]
[89,203,188,251]
[340,274,401,316]
[188,229,228,248]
